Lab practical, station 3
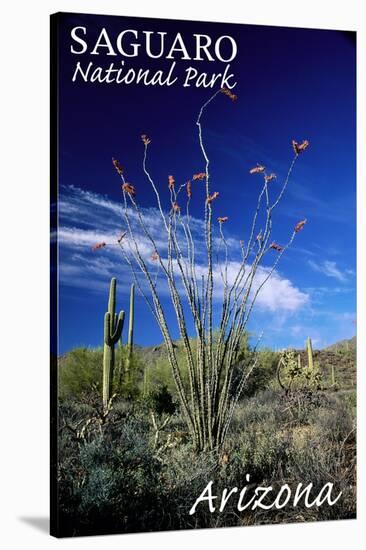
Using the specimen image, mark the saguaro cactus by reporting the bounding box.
[306,337,314,370]
[331,364,336,387]
[103,278,125,411]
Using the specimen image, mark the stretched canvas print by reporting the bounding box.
[50,12,357,537]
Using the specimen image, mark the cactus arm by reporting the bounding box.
[108,277,117,317]
[111,310,125,343]
[276,357,288,391]
[104,312,112,346]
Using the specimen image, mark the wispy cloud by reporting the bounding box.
[58,185,309,314]
[308,259,350,282]
[285,181,355,226]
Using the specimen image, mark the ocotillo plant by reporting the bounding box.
[117,339,124,386]
[103,278,125,411]
[125,283,135,379]
[128,283,135,353]
[107,88,309,451]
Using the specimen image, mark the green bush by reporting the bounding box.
[147,384,177,416]
[58,348,103,400]
[243,349,278,396]
[58,347,143,401]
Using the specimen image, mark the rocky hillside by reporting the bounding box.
[325,335,356,353]
[294,336,356,390]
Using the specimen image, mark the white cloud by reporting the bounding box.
[308,259,348,283]
[192,261,308,312]
[58,185,309,314]
[252,268,308,311]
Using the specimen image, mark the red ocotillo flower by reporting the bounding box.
[168,175,175,189]
[221,87,238,101]
[151,251,159,261]
[172,201,180,213]
[92,242,106,252]
[265,173,277,183]
[292,139,309,155]
[117,232,126,243]
[249,164,266,174]
[122,183,136,197]
[141,134,151,145]
[187,180,192,198]
[112,157,123,176]
[207,191,219,205]
[193,172,207,181]
[294,218,307,233]
[218,216,228,223]
[270,242,284,252]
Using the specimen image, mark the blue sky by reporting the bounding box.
[55,13,356,353]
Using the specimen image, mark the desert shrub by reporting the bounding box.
[229,422,290,481]
[57,365,356,534]
[157,445,218,529]
[59,347,144,401]
[231,389,288,431]
[142,342,193,397]
[144,334,253,400]
[279,389,329,425]
[237,349,278,397]
[117,347,144,400]
[58,348,103,400]
[310,396,355,443]
[280,425,356,522]
[342,389,356,410]
[58,408,165,536]
[147,384,177,417]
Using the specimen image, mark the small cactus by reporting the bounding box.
[331,364,336,386]
[278,342,321,392]
[103,278,125,411]
[306,337,314,370]
[305,336,322,389]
